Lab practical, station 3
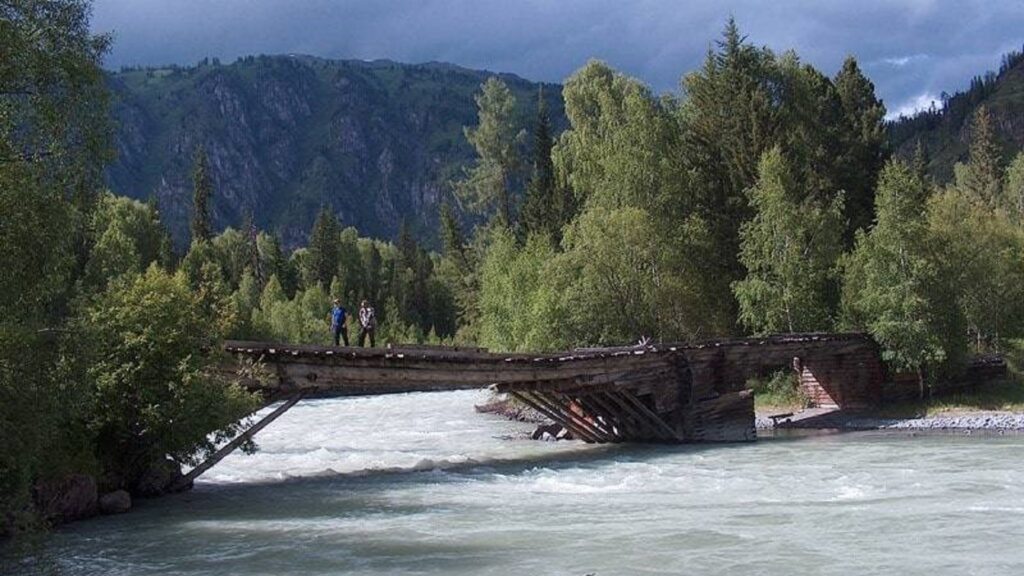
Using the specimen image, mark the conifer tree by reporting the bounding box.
[439,201,466,260]
[191,146,214,243]
[306,205,340,288]
[520,87,558,239]
[955,106,1003,205]
[834,56,887,239]
[457,77,525,226]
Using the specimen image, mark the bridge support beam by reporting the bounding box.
[172,392,306,491]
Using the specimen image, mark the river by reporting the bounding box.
[4,390,1024,575]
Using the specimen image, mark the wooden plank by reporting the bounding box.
[533,392,615,443]
[572,394,626,441]
[509,391,601,443]
[171,392,305,491]
[618,392,681,441]
[597,390,661,441]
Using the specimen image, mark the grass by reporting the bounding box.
[748,370,808,412]
[877,377,1024,418]
[877,339,1024,418]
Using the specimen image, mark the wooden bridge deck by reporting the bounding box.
[222,332,881,446]
[178,333,883,489]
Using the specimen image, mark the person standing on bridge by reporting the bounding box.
[358,299,376,347]
[330,298,349,347]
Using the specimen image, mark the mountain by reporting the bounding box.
[106,55,565,248]
[888,47,1024,181]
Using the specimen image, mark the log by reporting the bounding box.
[171,392,305,491]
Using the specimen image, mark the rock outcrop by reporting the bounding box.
[106,56,566,248]
[32,474,98,526]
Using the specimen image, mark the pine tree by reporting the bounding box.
[241,208,262,285]
[191,145,214,243]
[306,205,340,288]
[834,56,887,239]
[955,106,1003,205]
[457,77,525,226]
[439,201,466,259]
[519,87,558,239]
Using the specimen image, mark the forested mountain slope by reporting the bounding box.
[106,56,564,247]
[889,48,1024,180]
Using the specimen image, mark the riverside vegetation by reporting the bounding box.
[5,0,1024,534]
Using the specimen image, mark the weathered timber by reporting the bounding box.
[172,392,305,490]
[222,332,884,444]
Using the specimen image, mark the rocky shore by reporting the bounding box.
[757,408,1024,433]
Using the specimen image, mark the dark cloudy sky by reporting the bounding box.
[91,0,1024,119]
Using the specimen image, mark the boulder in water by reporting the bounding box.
[99,490,132,514]
[532,423,572,441]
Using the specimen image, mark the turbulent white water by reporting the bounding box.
[5,390,1024,575]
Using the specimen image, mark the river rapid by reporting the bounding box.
[4,390,1024,576]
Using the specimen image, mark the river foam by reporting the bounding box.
[6,390,1024,576]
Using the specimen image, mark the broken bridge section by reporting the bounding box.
[221,332,882,450]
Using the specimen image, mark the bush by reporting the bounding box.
[70,265,259,488]
[747,369,807,409]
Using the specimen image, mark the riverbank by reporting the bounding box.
[757,407,1024,433]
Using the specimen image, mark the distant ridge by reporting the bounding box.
[106,54,565,247]
[888,47,1024,181]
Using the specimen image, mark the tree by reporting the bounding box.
[456,77,525,225]
[439,201,466,260]
[519,87,561,239]
[72,266,258,492]
[191,145,214,243]
[954,106,1003,205]
[305,205,340,288]
[927,188,1024,350]
[841,160,964,392]
[733,148,845,334]
[1,0,113,523]
[1004,151,1024,223]
[834,56,887,239]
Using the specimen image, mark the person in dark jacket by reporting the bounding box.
[330,298,349,346]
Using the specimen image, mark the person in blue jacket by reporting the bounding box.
[330,298,349,346]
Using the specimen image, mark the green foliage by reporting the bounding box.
[833,56,888,238]
[306,205,341,288]
[841,160,965,378]
[557,60,680,213]
[456,77,526,225]
[191,146,213,243]
[733,147,845,334]
[83,192,171,290]
[1,0,114,527]
[477,229,564,351]
[71,266,259,480]
[1005,151,1024,223]
[520,87,573,241]
[748,369,807,410]
[953,106,1004,206]
[927,188,1024,349]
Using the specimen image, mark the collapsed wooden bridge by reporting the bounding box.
[178,333,883,487]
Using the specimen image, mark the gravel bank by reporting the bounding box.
[757,409,1024,432]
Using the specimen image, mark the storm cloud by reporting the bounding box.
[91,0,1024,119]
